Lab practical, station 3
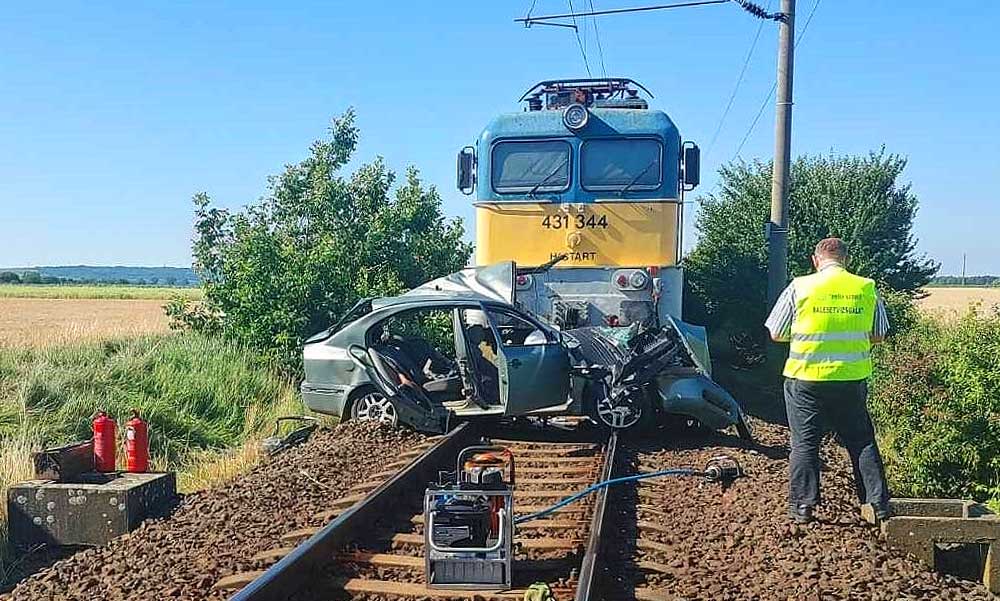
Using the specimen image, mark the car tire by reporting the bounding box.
[349,389,399,428]
[591,384,655,431]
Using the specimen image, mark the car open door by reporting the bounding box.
[484,306,570,415]
[347,345,450,434]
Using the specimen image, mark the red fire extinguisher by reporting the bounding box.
[125,409,149,473]
[93,411,117,472]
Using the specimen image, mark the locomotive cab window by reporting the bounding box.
[491,140,571,194]
[581,138,662,192]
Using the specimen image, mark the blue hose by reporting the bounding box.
[514,467,702,524]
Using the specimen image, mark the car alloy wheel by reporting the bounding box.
[596,387,643,429]
[353,391,398,427]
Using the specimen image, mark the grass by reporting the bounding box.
[0,333,304,583]
[0,285,203,300]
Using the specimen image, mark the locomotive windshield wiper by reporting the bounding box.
[526,158,569,198]
[616,159,657,196]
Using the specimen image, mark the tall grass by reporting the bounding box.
[0,285,203,300]
[0,333,302,582]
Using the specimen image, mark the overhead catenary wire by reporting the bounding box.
[516,0,730,25]
[706,0,773,155]
[568,0,593,76]
[731,0,822,161]
[588,0,609,77]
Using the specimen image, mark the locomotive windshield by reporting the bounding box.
[581,138,662,192]
[491,140,571,193]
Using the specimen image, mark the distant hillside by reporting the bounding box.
[0,265,198,286]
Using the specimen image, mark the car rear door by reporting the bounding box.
[484,305,570,415]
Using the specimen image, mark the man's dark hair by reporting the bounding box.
[814,237,849,261]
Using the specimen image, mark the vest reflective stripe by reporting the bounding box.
[787,351,871,362]
[790,331,870,342]
[783,266,876,381]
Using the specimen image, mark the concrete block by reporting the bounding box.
[871,500,1000,594]
[7,472,177,548]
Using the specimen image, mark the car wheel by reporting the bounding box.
[594,385,649,430]
[350,390,399,427]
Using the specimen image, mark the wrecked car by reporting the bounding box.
[301,262,752,438]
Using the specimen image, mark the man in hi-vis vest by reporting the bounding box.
[765,237,891,524]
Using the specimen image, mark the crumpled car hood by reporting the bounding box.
[564,317,711,378]
[372,262,515,309]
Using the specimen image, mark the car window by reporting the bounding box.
[486,309,550,347]
[370,308,456,362]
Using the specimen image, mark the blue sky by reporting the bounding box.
[1,1,997,274]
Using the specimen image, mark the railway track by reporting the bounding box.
[214,422,621,601]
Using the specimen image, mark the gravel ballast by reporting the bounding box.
[7,421,425,601]
[600,420,997,600]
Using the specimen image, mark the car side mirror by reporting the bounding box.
[457,146,475,195]
[682,142,700,190]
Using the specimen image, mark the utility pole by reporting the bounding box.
[767,0,795,307]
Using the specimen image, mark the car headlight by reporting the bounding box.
[563,103,589,130]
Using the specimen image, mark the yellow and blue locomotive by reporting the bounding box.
[457,78,701,329]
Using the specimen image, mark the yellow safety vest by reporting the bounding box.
[783,265,877,381]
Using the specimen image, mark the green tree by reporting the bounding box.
[685,151,938,348]
[179,111,472,368]
[0,272,21,284]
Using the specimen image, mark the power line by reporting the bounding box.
[732,0,821,161]
[567,0,593,76]
[515,0,730,26]
[589,0,608,77]
[706,0,772,155]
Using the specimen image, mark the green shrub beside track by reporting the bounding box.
[870,309,1000,510]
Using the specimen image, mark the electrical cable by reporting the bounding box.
[588,0,609,77]
[568,0,593,76]
[514,467,703,524]
[706,0,773,156]
[731,0,822,161]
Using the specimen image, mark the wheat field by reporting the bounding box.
[0,298,171,347]
[918,287,1000,314]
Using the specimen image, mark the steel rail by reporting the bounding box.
[229,421,479,601]
[574,430,619,601]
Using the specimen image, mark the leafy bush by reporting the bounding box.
[869,309,1000,507]
[685,151,938,352]
[183,111,472,369]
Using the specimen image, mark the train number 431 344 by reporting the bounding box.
[541,214,609,229]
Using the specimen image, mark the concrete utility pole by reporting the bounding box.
[767,0,795,307]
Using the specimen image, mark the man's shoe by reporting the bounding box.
[789,504,813,524]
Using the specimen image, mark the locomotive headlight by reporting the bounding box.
[629,270,649,289]
[562,103,589,130]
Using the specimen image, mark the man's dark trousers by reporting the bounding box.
[784,378,890,508]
